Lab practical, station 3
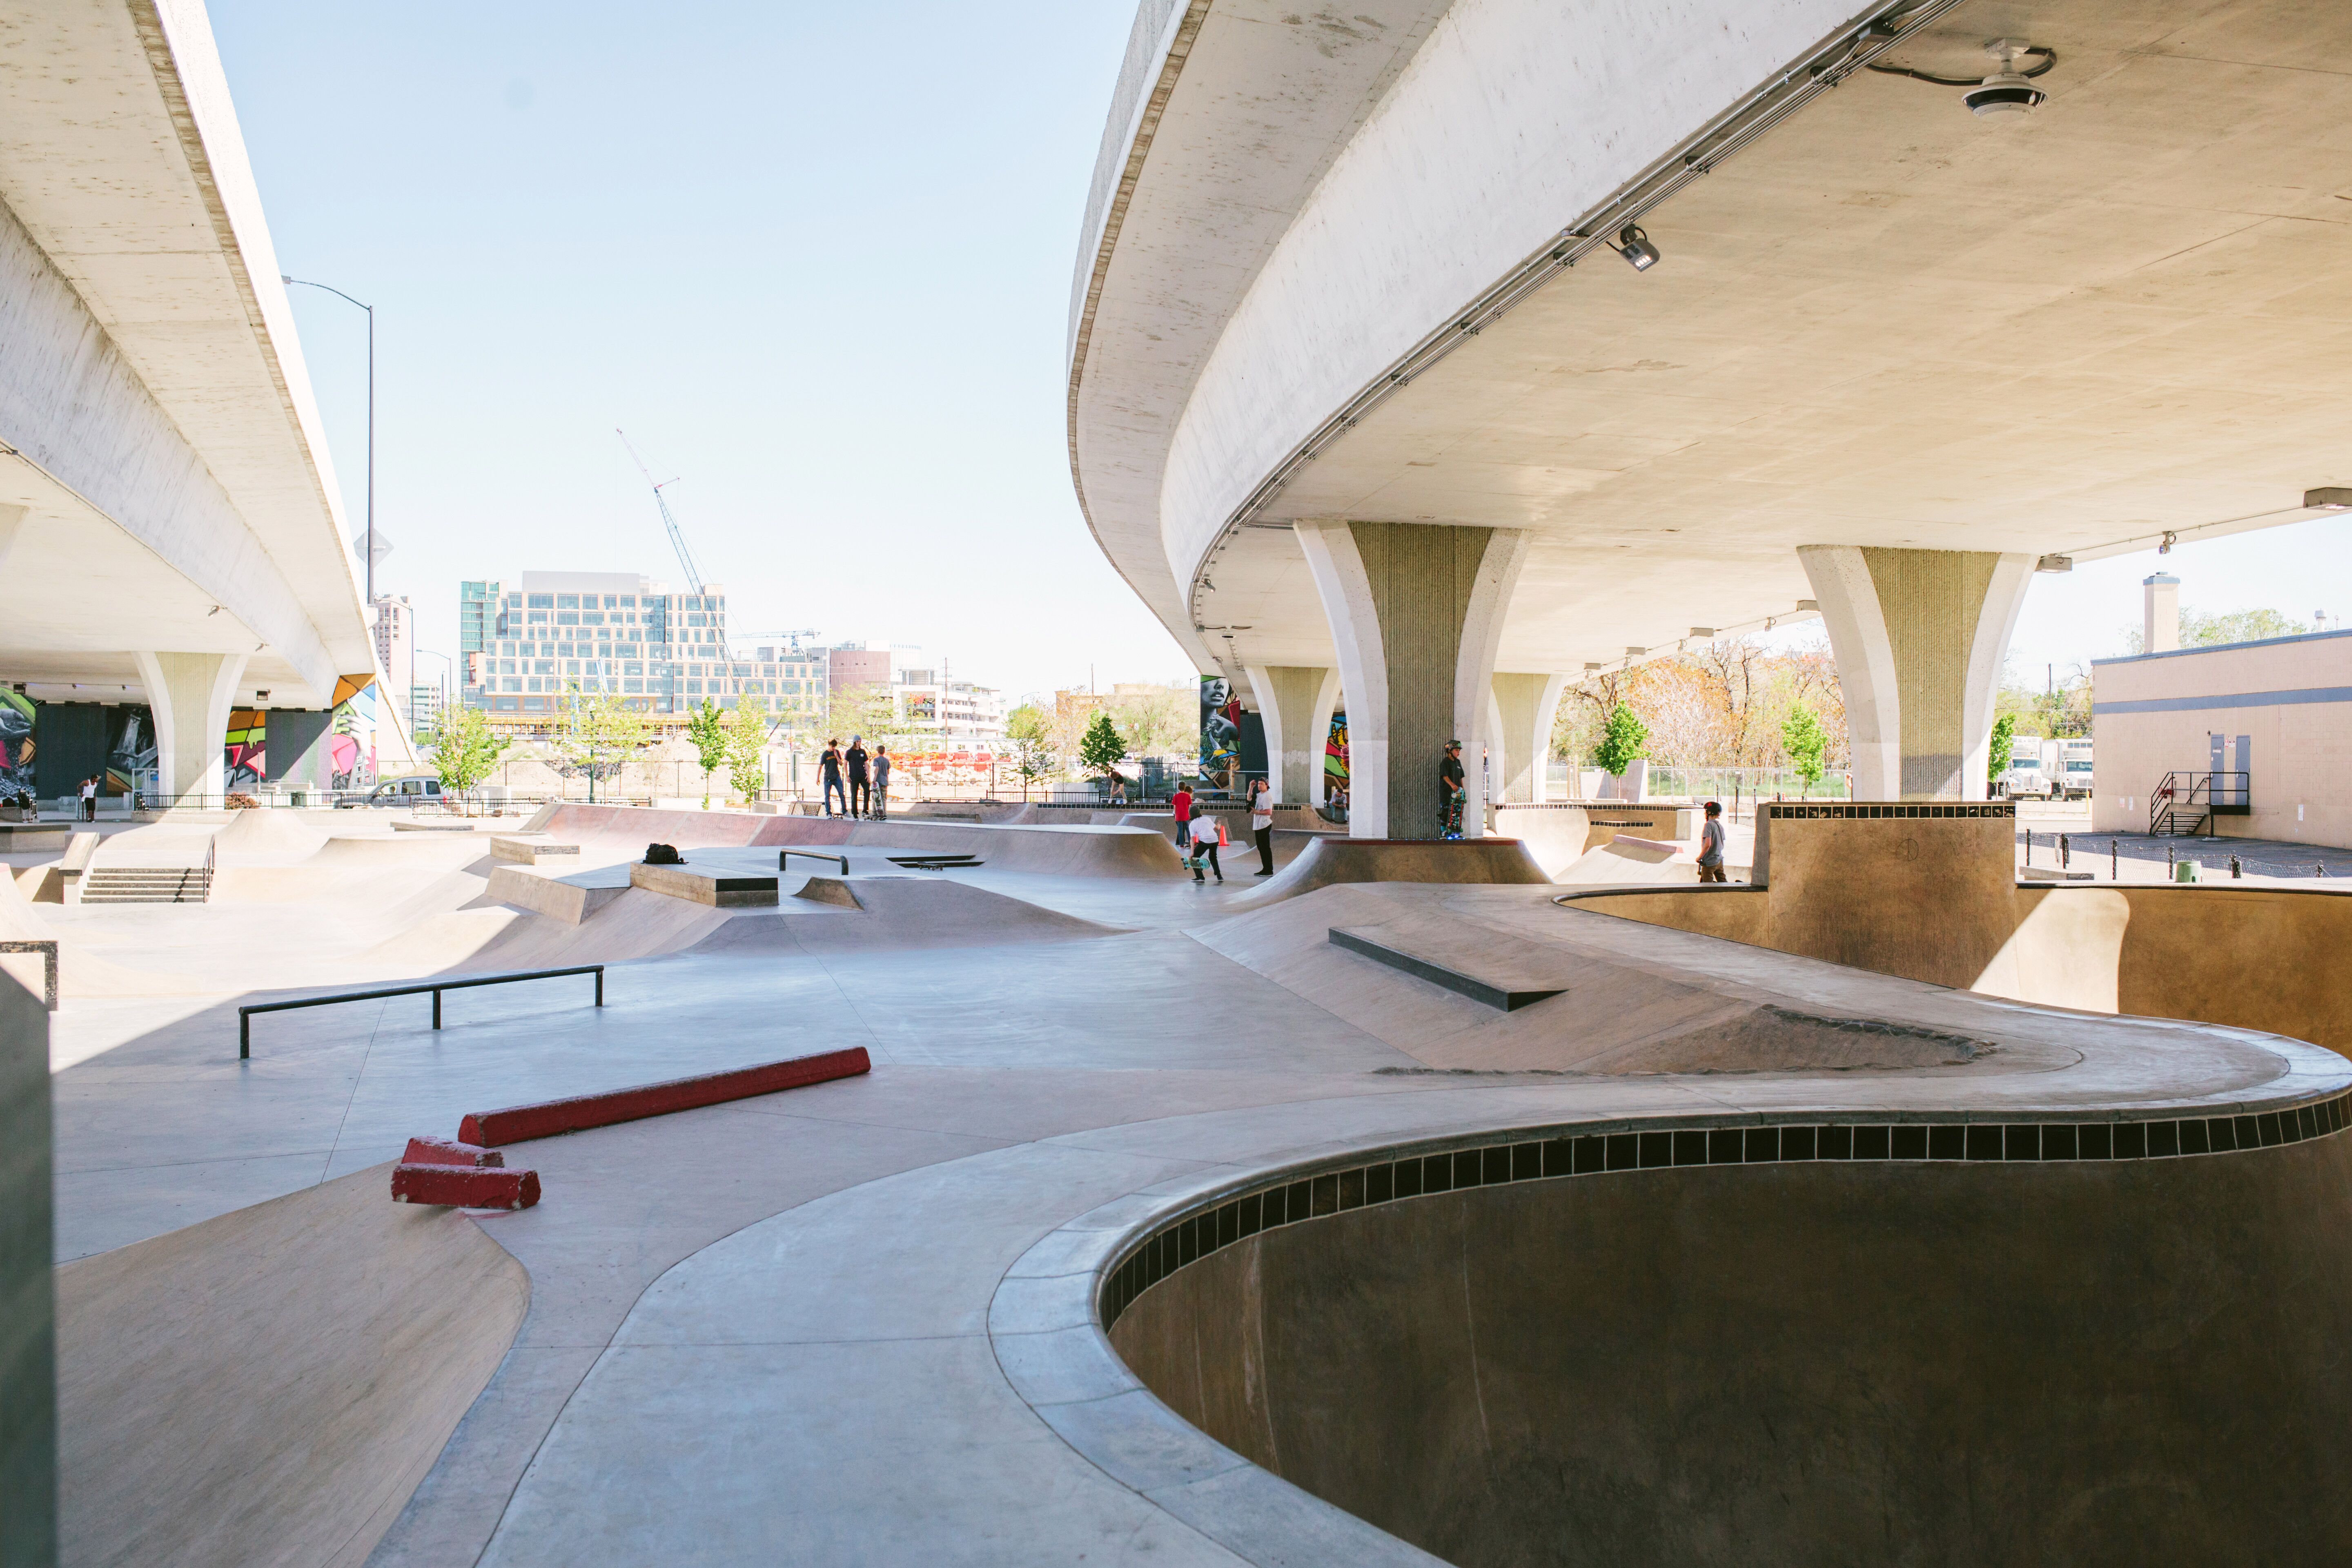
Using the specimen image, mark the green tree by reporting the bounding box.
[1005,702,1057,802]
[1780,704,1827,797]
[2123,605,2306,655]
[685,698,729,807]
[1078,709,1127,782]
[551,685,648,804]
[1987,712,2017,789]
[425,704,510,814]
[827,682,900,748]
[1593,704,1649,777]
[725,695,772,804]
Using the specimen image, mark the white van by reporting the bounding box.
[338,774,444,809]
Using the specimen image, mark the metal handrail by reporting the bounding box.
[238,963,604,1059]
[781,849,849,874]
[2149,771,2249,835]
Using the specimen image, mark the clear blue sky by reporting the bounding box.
[214,0,1188,705]
[213,3,2351,709]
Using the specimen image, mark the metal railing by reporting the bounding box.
[238,964,604,1059]
[2148,771,2249,837]
[780,849,850,875]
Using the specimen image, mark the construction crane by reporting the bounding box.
[616,428,706,594]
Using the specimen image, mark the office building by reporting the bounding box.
[459,571,825,726]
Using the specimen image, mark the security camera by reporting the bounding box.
[1966,39,2047,117]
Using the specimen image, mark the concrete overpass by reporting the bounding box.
[0,0,379,803]
[1070,0,2352,834]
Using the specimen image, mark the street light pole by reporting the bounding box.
[281,276,375,606]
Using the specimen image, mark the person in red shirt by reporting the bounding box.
[1171,781,1194,850]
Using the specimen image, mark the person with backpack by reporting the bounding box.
[1171,779,1194,849]
[1247,777,1275,875]
[820,740,847,817]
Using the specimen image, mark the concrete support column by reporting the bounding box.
[1294,521,1529,839]
[1488,673,1569,803]
[1242,664,1339,806]
[1797,546,2032,801]
[133,651,249,804]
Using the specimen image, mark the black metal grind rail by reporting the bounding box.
[780,849,851,875]
[238,964,604,1059]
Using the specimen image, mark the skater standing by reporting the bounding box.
[846,736,870,818]
[872,745,891,820]
[820,740,847,817]
[1248,777,1275,875]
[1171,779,1194,849]
[1439,741,1466,838]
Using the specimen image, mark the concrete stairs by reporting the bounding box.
[80,866,212,904]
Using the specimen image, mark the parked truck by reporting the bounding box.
[2056,738,2094,800]
[1997,736,2056,800]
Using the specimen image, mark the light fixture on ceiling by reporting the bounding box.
[2158,530,2178,554]
[1614,224,1660,271]
[2306,488,2352,510]
[1963,40,2049,117]
[1688,626,1715,638]
[1866,37,2054,119]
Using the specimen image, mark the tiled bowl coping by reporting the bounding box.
[1097,1093,2352,1332]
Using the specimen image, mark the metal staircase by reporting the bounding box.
[2148,771,2250,837]
[79,865,212,904]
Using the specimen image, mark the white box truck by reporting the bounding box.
[2056,738,2093,800]
[1998,736,2057,799]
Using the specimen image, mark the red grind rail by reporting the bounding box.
[459,1047,872,1147]
[392,1164,541,1209]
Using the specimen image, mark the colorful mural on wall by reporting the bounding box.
[1199,675,1240,785]
[0,690,33,798]
[106,706,155,796]
[252,675,380,794]
[225,710,266,789]
[1324,710,1349,802]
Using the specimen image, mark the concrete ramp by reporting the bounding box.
[691,877,1121,955]
[532,803,1181,878]
[56,1164,527,1568]
[205,808,330,865]
[1199,883,1990,1074]
[1225,835,1551,910]
[1554,834,1700,886]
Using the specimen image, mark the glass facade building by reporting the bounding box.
[459,571,826,722]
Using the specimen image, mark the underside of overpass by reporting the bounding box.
[1071,0,2352,809]
[0,0,379,798]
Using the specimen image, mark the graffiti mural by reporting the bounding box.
[225,709,266,788]
[267,676,381,794]
[1323,710,1349,802]
[0,690,33,798]
[105,706,155,797]
[1198,675,1239,787]
[327,674,377,789]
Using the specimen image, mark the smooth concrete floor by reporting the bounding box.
[41,813,2352,1566]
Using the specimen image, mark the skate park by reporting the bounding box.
[13,0,2352,1566]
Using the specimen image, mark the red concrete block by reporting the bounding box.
[459,1046,872,1147]
[391,1163,541,1210]
[402,1136,505,1168]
